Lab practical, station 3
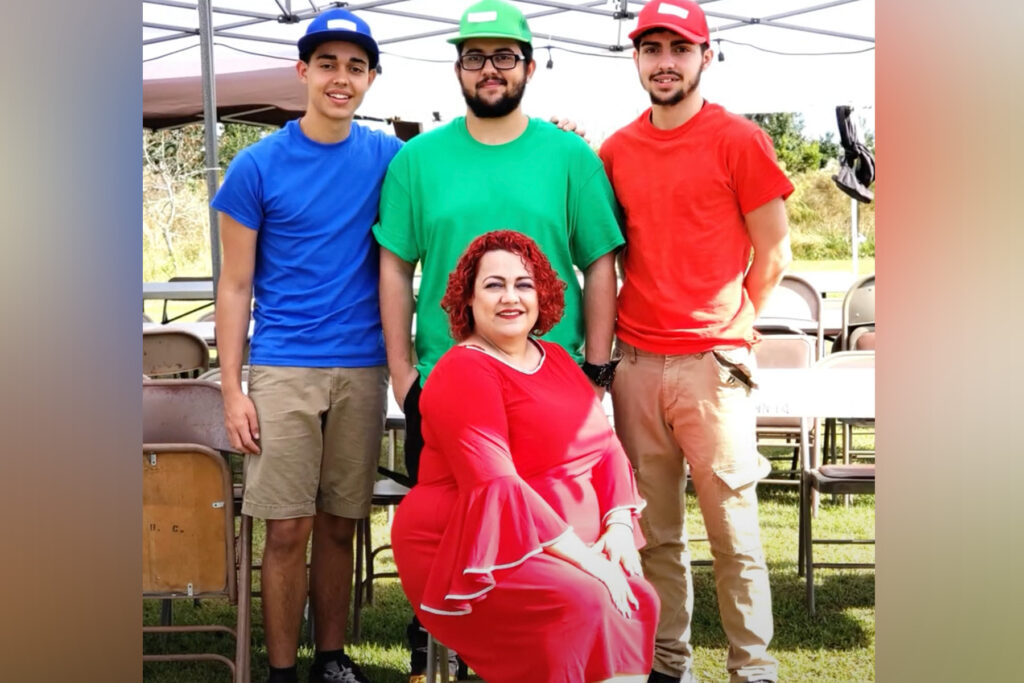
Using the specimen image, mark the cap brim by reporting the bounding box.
[628,22,708,45]
[298,31,380,68]
[447,30,531,45]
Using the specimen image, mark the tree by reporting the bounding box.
[143,123,272,279]
[745,112,839,174]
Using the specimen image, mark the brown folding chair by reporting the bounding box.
[142,379,251,682]
[799,351,875,615]
[143,327,210,378]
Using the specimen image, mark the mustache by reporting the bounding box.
[476,77,508,90]
[649,70,682,80]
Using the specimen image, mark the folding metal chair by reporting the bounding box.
[755,273,825,359]
[142,379,252,682]
[753,333,817,483]
[143,327,210,378]
[825,273,876,466]
[799,351,875,615]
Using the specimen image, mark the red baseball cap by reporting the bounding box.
[628,0,710,45]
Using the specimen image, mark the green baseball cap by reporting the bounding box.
[447,0,532,45]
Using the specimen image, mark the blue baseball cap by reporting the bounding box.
[297,8,379,69]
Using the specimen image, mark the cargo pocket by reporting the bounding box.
[713,455,772,491]
[712,348,759,393]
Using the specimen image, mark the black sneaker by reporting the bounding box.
[308,653,370,683]
[648,670,698,683]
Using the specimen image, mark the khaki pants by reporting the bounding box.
[611,341,777,683]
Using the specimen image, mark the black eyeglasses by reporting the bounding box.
[457,52,525,71]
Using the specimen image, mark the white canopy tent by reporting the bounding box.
[143,0,875,286]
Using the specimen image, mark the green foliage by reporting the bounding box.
[142,123,272,281]
[746,112,840,174]
[786,168,875,260]
[218,123,271,167]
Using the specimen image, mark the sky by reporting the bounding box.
[143,0,875,145]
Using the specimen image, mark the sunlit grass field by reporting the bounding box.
[143,435,875,682]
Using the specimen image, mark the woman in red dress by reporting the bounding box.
[391,230,659,683]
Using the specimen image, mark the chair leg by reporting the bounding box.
[160,599,173,626]
[364,515,375,605]
[236,514,253,683]
[352,516,368,643]
[803,478,816,615]
[425,633,454,683]
[797,475,805,577]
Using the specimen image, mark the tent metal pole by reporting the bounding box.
[198,0,222,291]
[850,198,859,276]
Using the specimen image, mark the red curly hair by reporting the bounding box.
[441,230,567,342]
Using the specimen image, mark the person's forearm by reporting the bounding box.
[215,277,253,396]
[744,244,792,316]
[583,253,618,364]
[379,250,416,376]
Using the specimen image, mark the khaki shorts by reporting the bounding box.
[242,364,388,520]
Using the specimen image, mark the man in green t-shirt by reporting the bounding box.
[373,0,622,481]
[372,2,623,676]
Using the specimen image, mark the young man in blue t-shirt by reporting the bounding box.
[212,9,401,683]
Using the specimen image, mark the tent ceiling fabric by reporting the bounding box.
[144,1,875,138]
[143,66,305,130]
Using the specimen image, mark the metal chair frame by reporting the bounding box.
[798,351,875,615]
[142,379,252,681]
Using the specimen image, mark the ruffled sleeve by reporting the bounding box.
[417,350,571,616]
[591,434,647,549]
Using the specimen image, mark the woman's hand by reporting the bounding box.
[581,553,640,619]
[545,530,639,618]
[592,523,643,577]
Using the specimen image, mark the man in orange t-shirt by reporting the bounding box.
[598,2,793,682]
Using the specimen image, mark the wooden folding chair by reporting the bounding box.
[142,379,251,682]
[143,327,210,378]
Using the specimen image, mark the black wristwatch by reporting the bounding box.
[582,359,620,389]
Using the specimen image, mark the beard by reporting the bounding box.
[647,69,701,107]
[462,76,527,118]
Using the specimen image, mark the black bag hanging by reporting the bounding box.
[832,105,875,203]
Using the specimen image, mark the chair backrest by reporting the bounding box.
[142,328,210,377]
[757,274,824,358]
[196,366,250,385]
[143,379,234,452]
[754,333,816,371]
[754,333,816,429]
[839,274,875,350]
[848,326,876,351]
[816,349,875,370]
[142,443,235,597]
[760,273,821,322]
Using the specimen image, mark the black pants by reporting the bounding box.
[403,375,424,484]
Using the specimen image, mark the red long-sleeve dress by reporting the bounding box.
[391,340,659,683]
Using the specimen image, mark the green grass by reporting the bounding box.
[143,433,875,682]
[791,258,874,276]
